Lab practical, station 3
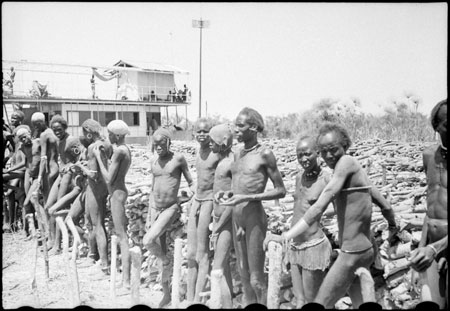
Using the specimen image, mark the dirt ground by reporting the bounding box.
[2,230,164,309]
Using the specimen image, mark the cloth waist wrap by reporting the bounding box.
[288,235,332,271]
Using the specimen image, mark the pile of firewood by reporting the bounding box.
[118,138,434,308]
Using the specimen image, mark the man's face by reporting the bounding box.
[10,114,22,127]
[82,129,94,144]
[296,139,318,171]
[317,131,345,169]
[234,114,253,143]
[153,135,169,156]
[436,105,447,147]
[69,142,82,159]
[32,120,46,133]
[18,132,32,146]
[108,130,118,144]
[51,122,66,140]
[209,140,221,154]
[195,122,211,146]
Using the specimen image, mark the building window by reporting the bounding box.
[118,111,140,126]
[93,111,116,126]
[67,111,91,126]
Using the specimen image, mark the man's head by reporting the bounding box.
[430,99,447,147]
[235,107,264,142]
[317,123,352,169]
[66,136,83,160]
[10,110,25,127]
[153,127,172,157]
[209,123,233,154]
[194,118,213,146]
[107,119,130,144]
[15,125,32,146]
[81,119,102,143]
[296,135,319,171]
[31,112,47,132]
[50,114,68,140]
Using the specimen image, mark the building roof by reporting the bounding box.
[113,59,188,75]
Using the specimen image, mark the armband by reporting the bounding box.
[428,244,438,256]
[40,155,48,160]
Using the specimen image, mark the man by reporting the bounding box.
[44,115,77,253]
[286,135,333,308]
[3,125,41,237]
[143,127,195,307]
[73,119,112,272]
[410,99,447,308]
[186,118,220,303]
[3,110,26,232]
[209,123,235,308]
[93,119,132,289]
[32,112,59,204]
[221,107,287,306]
[265,122,398,308]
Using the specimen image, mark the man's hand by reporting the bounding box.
[409,245,437,272]
[387,225,400,245]
[220,193,246,206]
[92,145,101,157]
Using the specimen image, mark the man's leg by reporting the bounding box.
[45,175,61,249]
[86,188,108,271]
[232,220,256,306]
[314,247,374,308]
[194,200,213,301]
[303,268,327,304]
[245,213,268,305]
[110,189,131,288]
[212,221,233,308]
[186,199,200,302]
[419,259,446,308]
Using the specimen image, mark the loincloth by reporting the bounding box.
[192,195,214,218]
[288,235,332,271]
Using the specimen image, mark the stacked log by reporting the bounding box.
[119,138,433,309]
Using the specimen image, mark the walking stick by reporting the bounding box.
[355,267,376,303]
[130,246,142,306]
[66,216,81,306]
[27,213,41,307]
[56,216,77,307]
[267,241,283,309]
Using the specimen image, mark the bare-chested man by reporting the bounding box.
[186,118,220,303]
[143,127,195,307]
[209,123,234,308]
[220,107,286,306]
[410,99,447,308]
[31,112,59,203]
[93,119,132,288]
[3,125,41,237]
[3,110,26,232]
[73,119,112,272]
[265,122,398,308]
[284,135,333,308]
[45,115,78,253]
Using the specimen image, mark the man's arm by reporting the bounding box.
[94,146,122,186]
[4,158,26,173]
[37,132,49,185]
[179,155,195,194]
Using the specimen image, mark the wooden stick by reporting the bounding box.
[110,235,118,302]
[27,214,41,307]
[267,241,282,309]
[130,245,141,306]
[209,269,222,308]
[381,164,387,186]
[171,238,183,308]
[56,216,75,307]
[31,192,49,282]
[355,267,376,303]
[65,216,81,306]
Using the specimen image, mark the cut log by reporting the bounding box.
[355,267,376,303]
[130,246,141,306]
[171,238,183,308]
[65,217,81,306]
[56,216,76,307]
[267,241,283,309]
[110,235,117,302]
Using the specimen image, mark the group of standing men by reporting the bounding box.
[2,99,447,309]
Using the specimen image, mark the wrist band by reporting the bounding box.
[428,244,438,256]
[40,155,47,160]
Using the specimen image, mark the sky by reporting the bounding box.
[2,2,448,121]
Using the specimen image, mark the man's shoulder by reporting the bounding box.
[423,144,439,157]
